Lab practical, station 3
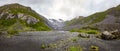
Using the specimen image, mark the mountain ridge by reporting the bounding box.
[0,3,52,34]
[65,4,120,31]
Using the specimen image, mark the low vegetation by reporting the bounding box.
[70,29,100,34]
[90,45,99,51]
[67,46,83,51]
[81,25,99,30]
[41,44,48,49]
[70,37,78,42]
[7,30,18,35]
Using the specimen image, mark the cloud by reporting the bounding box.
[0,0,120,20]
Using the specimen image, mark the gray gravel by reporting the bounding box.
[0,31,78,51]
[0,31,120,51]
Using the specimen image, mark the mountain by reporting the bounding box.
[0,3,51,33]
[49,19,65,30]
[65,5,120,31]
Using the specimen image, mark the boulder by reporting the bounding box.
[100,30,120,40]
[101,31,114,40]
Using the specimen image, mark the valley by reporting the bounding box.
[0,31,120,51]
[0,3,120,51]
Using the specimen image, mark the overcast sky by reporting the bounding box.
[0,0,120,20]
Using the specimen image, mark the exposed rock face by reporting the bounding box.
[0,11,39,24]
[17,13,24,18]
[20,14,39,24]
[96,15,120,31]
[98,15,116,24]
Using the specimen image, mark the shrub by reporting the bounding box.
[41,44,47,49]
[7,30,18,35]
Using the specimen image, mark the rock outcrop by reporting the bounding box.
[0,12,39,24]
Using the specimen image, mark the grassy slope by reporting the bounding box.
[67,6,120,25]
[0,3,51,32]
[66,5,120,33]
[66,11,108,26]
[66,5,120,26]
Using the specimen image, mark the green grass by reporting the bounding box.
[67,46,83,51]
[26,22,51,31]
[81,25,99,30]
[0,19,17,27]
[70,29,100,34]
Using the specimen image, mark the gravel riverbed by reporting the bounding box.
[0,31,120,51]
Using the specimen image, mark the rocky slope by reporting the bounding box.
[0,3,51,33]
[65,5,120,31]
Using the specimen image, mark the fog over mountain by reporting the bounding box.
[0,0,120,20]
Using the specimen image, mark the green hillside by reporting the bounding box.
[0,3,51,35]
[66,5,120,26]
[65,5,120,32]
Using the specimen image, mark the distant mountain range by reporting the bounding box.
[65,5,120,31]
